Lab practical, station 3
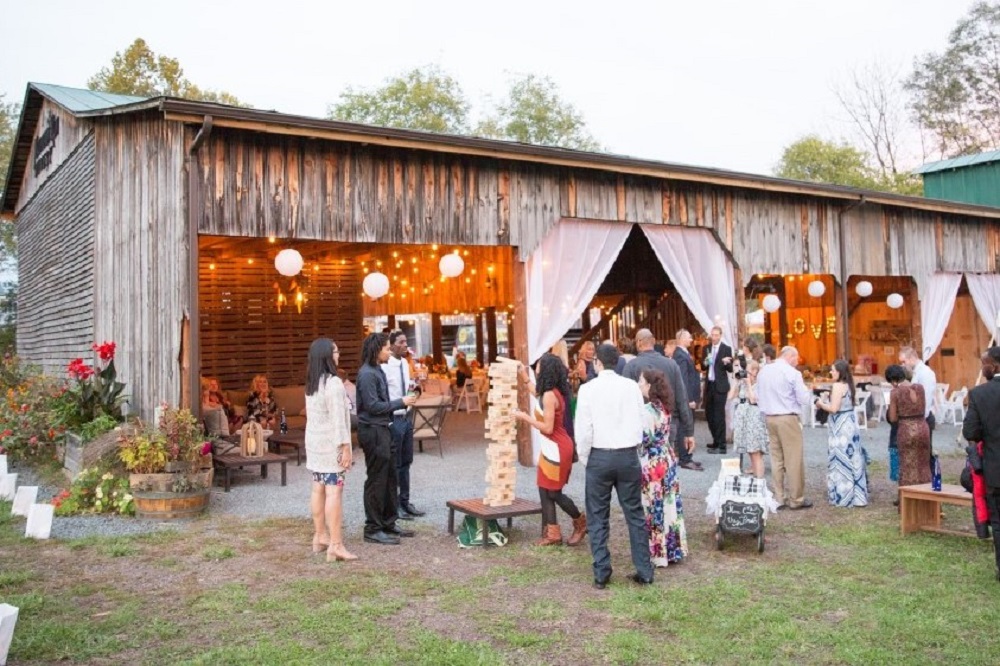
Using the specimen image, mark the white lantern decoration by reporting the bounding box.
[762,294,782,313]
[807,280,826,298]
[855,280,873,297]
[886,293,904,309]
[362,272,390,300]
[439,253,465,278]
[274,248,304,277]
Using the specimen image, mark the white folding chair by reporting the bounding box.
[939,387,968,425]
[934,383,950,420]
[869,386,886,424]
[453,380,482,413]
[853,390,870,430]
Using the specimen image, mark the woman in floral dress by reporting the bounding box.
[729,360,769,478]
[637,368,688,567]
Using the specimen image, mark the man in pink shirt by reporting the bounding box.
[755,346,814,510]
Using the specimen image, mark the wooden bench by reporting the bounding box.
[899,483,974,538]
[213,452,289,492]
[446,497,543,547]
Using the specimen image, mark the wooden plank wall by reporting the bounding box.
[15,100,92,213]
[194,130,506,247]
[198,253,362,392]
[15,132,96,375]
[92,115,188,419]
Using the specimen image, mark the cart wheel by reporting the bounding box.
[715,525,724,551]
[757,529,765,553]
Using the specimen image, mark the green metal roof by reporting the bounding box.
[914,149,1000,174]
[30,82,148,112]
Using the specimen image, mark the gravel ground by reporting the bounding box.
[6,411,968,540]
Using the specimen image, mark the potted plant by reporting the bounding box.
[62,341,129,477]
[118,405,213,519]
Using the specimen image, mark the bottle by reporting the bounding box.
[279,409,288,434]
[932,455,942,492]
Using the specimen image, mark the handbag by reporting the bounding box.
[456,515,507,548]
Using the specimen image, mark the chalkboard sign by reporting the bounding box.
[720,501,763,534]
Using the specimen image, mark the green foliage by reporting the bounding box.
[0,93,18,291]
[117,430,168,474]
[66,342,127,424]
[118,405,208,474]
[328,65,470,133]
[775,135,923,195]
[0,355,71,461]
[79,413,119,442]
[87,38,248,107]
[52,468,134,516]
[476,74,601,151]
[906,1,1000,157]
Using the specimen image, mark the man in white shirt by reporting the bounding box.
[383,330,425,520]
[575,343,653,588]
[900,346,937,451]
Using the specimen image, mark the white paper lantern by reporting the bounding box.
[362,272,390,299]
[886,293,904,309]
[807,280,826,298]
[274,249,304,276]
[439,253,465,278]
[762,294,782,313]
[855,280,873,297]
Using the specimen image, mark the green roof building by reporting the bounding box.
[915,150,1000,207]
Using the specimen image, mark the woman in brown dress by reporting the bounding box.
[886,364,931,488]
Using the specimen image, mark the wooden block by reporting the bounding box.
[25,503,54,539]
[11,487,38,517]
[0,474,16,501]
[0,603,19,666]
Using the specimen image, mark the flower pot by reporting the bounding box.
[128,469,213,493]
[63,432,85,478]
[132,489,210,520]
[164,461,198,474]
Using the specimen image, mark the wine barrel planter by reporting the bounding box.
[133,489,210,520]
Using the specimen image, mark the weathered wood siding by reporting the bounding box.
[193,130,505,246]
[15,133,96,374]
[92,115,188,418]
[15,100,91,214]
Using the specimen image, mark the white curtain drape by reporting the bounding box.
[525,220,632,363]
[965,273,1000,341]
[919,272,962,361]
[640,226,738,346]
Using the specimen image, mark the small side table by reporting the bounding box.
[268,430,304,465]
[446,497,543,547]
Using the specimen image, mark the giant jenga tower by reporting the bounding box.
[483,357,520,506]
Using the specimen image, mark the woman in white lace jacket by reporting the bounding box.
[305,338,357,562]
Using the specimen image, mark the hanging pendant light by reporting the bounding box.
[762,294,782,313]
[363,272,390,300]
[274,249,304,276]
[886,293,904,309]
[439,252,465,278]
[855,280,873,297]
[807,280,826,298]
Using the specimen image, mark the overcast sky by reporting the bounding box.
[0,0,977,175]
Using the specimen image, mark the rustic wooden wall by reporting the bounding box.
[932,290,992,390]
[92,115,188,418]
[15,132,96,375]
[198,247,362,392]
[15,100,91,214]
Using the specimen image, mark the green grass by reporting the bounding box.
[4,508,1000,665]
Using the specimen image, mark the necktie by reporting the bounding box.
[400,361,406,395]
[709,347,716,382]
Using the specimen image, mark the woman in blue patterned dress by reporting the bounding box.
[637,368,688,567]
[815,359,868,507]
[729,360,769,478]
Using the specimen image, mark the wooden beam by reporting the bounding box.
[512,256,532,467]
[475,312,485,366]
[486,307,498,363]
[431,313,443,364]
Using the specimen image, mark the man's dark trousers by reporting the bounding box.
[391,414,415,507]
[585,447,653,583]
[358,422,398,535]
[705,382,726,448]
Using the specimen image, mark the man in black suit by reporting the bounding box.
[672,329,704,470]
[701,326,733,454]
[962,346,1000,581]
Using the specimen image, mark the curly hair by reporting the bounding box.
[641,368,674,412]
[361,332,387,367]
[535,353,572,407]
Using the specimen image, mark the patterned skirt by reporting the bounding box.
[639,445,688,567]
[733,401,769,454]
[827,412,868,507]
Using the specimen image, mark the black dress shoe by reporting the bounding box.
[709,448,727,454]
[790,500,814,510]
[593,568,612,589]
[386,525,415,537]
[363,531,401,545]
[706,444,719,452]
[628,573,654,585]
[397,508,415,521]
[680,461,704,471]
[401,502,426,517]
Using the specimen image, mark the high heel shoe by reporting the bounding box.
[327,543,358,562]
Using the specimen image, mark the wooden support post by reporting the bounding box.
[734,268,746,344]
[486,307,498,363]
[431,313,443,365]
[387,314,396,331]
[513,256,532,467]
[475,312,485,366]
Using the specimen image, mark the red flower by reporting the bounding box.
[68,358,95,381]
[92,341,116,362]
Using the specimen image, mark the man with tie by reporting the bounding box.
[383,330,425,521]
[672,329,704,470]
[701,326,733,454]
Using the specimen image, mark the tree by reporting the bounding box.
[834,62,911,180]
[476,74,601,151]
[906,1,1000,157]
[88,38,247,106]
[0,93,19,351]
[327,65,470,134]
[775,135,922,195]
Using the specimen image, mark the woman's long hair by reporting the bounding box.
[535,353,571,408]
[641,368,674,413]
[306,338,338,396]
[361,332,387,367]
[832,359,856,402]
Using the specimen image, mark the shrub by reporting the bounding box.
[52,467,134,516]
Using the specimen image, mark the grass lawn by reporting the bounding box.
[1,495,998,665]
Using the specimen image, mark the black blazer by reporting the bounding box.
[672,347,701,405]
[701,342,732,394]
[963,376,1000,489]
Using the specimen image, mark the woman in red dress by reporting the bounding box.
[514,353,587,546]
